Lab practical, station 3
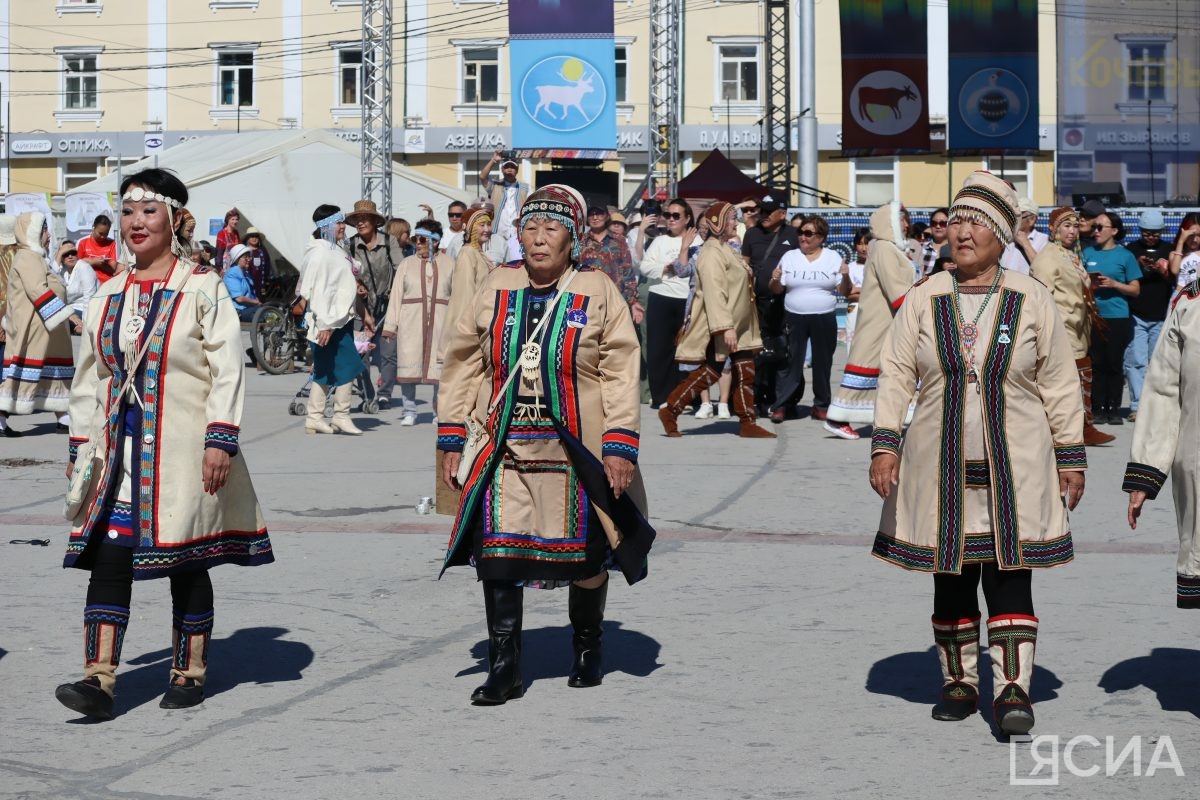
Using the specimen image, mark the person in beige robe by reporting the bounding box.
[826,202,914,438]
[441,206,494,362]
[0,212,76,430]
[1124,281,1200,608]
[383,222,453,425]
[658,201,773,438]
[1030,207,1114,446]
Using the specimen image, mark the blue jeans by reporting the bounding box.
[1123,315,1163,412]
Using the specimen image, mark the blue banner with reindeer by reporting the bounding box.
[946,0,1040,153]
[839,0,930,156]
[508,0,617,154]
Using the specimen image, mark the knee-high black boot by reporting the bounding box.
[471,580,524,706]
[567,577,608,688]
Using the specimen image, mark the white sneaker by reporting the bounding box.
[823,420,861,440]
[400,413,417,427]
[716,403,731,420]
[695,402,714,419]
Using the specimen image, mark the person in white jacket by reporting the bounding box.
[297,204,364,435]
[53,242,98,322]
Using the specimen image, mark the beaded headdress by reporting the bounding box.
[519,184,587,260]
[948,171,1018,246]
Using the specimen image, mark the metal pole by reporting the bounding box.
[797,0,818,201]
[726,94,731,153]
[1147,98,1155,205]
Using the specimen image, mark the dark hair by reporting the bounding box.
[198,240,215,254]
[1173,212,1200,248]
[911,222,929,239]
[931,256,955,274]
[801,215,828,239]
[311,204,341,238]
[224,207,241,225]
[119,168,188,207]
[930,207,950,221]
[853,227,872,247]
[666,197,695,227]
[92,214,112,228]
[448,200,467,213]
[417,219,444,238]
[1097,212,1125,241]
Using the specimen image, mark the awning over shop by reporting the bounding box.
[676,148,771,203]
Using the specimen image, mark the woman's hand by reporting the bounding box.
[723,329,739,352]
[630,301,645,325]
[680,227,698,252]
[604,456,635,499]
[1128,489,1147,529]
[1059,470,1085,510]
[69,314,84,333]
[442,452,462,491]
[869,452,899,499]
[316,329,332,347]
[381,329,395,343]
[202,448,231,496]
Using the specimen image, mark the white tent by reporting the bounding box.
[68,129,469,270]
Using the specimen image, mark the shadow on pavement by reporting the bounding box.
[866,646,1064,709]
[458,621,663,690]
[1099,647,1200,718]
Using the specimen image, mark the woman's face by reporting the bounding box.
[414,234,431,259]
[40,225,50,249]
[521,217,572,271]
[121,187,177,261]
[226,213,239,230]
[63,251,78,269]
[724,214,738,240]
[665,203,690,237]
[1092,214,1118,248]
[237,253,252,269]
[798,222,824,255]
[855,238,869,261]
[475,221,492,245]
[947,215,1004,272]
[246,235,260,248]
[1055,219,1080,248]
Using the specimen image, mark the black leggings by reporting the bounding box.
[646,293,686,406]
[1088,317,1133,414]
[773,310,838,411]
[85,542,213,616]
[932,563,1033,619]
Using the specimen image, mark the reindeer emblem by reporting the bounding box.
[532,73,595,121]
[856,84,918,123]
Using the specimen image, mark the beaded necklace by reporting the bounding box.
[952,265,1003,386]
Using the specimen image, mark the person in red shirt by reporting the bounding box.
[75,215,118,283]
[215,208,241,271]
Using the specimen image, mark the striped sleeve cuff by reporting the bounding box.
[602,428,640,463]
[437,422,467,452]
[68,436,88,464]
[1054,442,1087,471]
[34,290,73,330]
[871,426,902,457]
[1124,461,1167,499]
[204,422,240,455]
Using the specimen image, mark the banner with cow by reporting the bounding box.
[839,0,930,156]
[508,0,617,156]
[946,0,1039,153]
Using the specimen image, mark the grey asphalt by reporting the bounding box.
[1,349,1196,800]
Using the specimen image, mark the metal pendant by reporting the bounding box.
[123,315,146,341]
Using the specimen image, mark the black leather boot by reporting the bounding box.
[471,581,524,706]
[567,577,608,688]
[55,677,114,720]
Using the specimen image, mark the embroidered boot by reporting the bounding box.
[305,381,334,434]
[988,614,1039,735]
[161,610,213,709]
[471,581,525,706]
[931,614,981,721]
[567,576,608,688]
[732,358,776,438]
[1076,357,1114,446]
[55,604,129,720]
[330,384,364,435]
[658,365,720,437]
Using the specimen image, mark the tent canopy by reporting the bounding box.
[676,148,771,203]
[69,129,469,271]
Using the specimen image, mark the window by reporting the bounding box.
[218,52,254,107]
[1127,43,1166,102]
[851,158,897,207]
[718,45,759,103]
[63,54,98,110]
[615,45,628,104]
[463,48,499,104]
[1122,154,1170,205]
[338,48,362,106]
[63,160,102,192]
[1055,154,1094,205]
[462,155,492,191]
[986,156,1030,198]
[728,154,760,180]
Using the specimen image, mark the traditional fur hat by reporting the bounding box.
[949,171,1019,245]
[519,184,587,259]
[703,201,735,236]
[1048,206,1079,232]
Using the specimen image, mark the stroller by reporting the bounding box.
[286,333,379,416]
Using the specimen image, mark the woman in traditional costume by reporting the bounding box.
[0,212,77,434]
[442,206,494,352]
[868,172,1086,736]
[825,202,915,440]
[383,220,453,426]
[1124,278,1200,608]
[56,169,272,720]
[438,184,655,705]
[658,201,774,439]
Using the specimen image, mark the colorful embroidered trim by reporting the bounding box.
[84,603,129,666]
[1177,574,1200,609]
[987,615,1039,682]
[931,293,966,573]
[68,436,87,462]
[602,428,640,462]
[1053,442,1087,471]
[204,422,240,454]
[839,363,880,391]
[1123,461,1167,499]
[437,422,467,451]
[870,426,902,457]
[172,610,215,671]
[1,356,75,383]
[981,289,1024,568]
[33,290,68,324]
[872,531,1073,572]
[964,459,990,488]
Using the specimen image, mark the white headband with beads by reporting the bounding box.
[122,185,182,209]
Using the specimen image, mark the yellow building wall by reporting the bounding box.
[9,162,61,196]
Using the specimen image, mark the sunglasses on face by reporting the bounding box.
[588,211,607,217]
[413,236,430,244]
[663,212,685,221]
[448,212,463,218]
[1092,224,1115,231]
[799,229,819,237]
[929,220,948,228]
[1143,230,1162,236]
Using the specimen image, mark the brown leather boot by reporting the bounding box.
[1076,357,1114,446]
[658,365,719,437]
[731,357,776,438]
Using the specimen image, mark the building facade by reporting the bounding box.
[2,0,1062,209]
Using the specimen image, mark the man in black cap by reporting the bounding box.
[479,148,528,263]
[740,196,798,414]
[1076,199,1106,251]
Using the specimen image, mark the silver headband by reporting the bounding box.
[122,185,182,209]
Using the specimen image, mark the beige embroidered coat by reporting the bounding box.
[384,252,453,382]
[871,270,1086,574]
[676,237,762,363]
[0,213,74,415]
[1123,284,1200,607]
[441,245,493,361]
[1030,242,1092,358]
[65,261,271,579]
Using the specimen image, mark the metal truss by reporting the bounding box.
[760,0,793,204]
[645,0,681,205]
[361,0,393,215]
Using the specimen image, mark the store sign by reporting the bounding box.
[58,138,113,153]
[1072,125,1200,152]
[11,139,53,154]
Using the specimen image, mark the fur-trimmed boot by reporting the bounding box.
[931,614,980,721]
[161,610,213,709]
[567,577,608,688]
[471,581,525,705]
[988,614,1039,735]
[55,604,130,720]
[1076,357,1114,446]
[732,358,776,438]
[305,381,334,434]
[658,365,720,437]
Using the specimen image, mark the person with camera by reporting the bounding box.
[1121,210,1173,422]
[1081,212,1141,424]
[741,197,798,415]
[638,198,698,408]
[344,199,405,410]
[479,148,529,265]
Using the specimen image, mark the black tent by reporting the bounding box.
[676,148,771,202]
